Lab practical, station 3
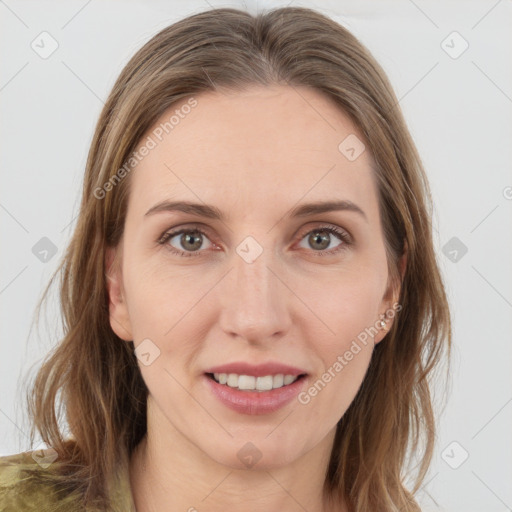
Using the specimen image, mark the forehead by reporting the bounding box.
[127,85,379,223]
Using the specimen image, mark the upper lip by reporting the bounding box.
[205,362,308,378]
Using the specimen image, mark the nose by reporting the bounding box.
[217,241,292,344]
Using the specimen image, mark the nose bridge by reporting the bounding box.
[218,238,291,340]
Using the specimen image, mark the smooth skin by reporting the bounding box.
[106,85,404,512]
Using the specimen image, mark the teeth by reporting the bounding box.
[238,375,256,390]
[273,374,284,388]
[256,375,273,391]
[227,373,238,387]
[284,374,296,385]
[211,373,301,391]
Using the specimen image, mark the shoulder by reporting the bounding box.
[0,449,85,512]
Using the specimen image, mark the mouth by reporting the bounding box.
[205,372,308,392]
[204,371,309,415]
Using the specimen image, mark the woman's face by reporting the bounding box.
[107,85,400,470]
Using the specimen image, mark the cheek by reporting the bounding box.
[302,262,386,342]
[314,343,373,425]
[298,265,384,405]
[122,250,199,337]
[122,259,210,383]
[301,296,377,424]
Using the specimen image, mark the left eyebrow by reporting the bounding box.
[288,199,367,222]
[144,199,367,223]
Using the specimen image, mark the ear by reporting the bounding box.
[374,240,408,345]
[105,245,133,341]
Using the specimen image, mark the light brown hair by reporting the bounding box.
[25,6,451,511]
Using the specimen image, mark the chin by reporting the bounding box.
[203,435,305,471]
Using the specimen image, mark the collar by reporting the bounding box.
[106,450,137,512]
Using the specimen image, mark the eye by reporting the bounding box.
[157,227,214,257]
[157,224,352,258]
[295,225,351,256]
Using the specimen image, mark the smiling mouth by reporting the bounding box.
[206,372,307,392]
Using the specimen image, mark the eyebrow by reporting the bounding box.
[144,199,367,222]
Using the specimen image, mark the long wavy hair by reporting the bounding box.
[23,6,451,511]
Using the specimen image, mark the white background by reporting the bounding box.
[1,1,511,511]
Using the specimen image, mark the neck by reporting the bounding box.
[129,402,345,512]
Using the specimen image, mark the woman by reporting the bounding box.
[0,6,451,512]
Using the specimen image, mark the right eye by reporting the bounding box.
[157,227,215,257]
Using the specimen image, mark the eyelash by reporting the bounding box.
[157,224,352,258]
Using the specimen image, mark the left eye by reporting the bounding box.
[297,226,348,253]
[157,225,351,258]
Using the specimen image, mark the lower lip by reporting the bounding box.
[203,374,308,415]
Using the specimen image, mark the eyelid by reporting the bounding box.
[296,222,353,244]
[156,222,215,244]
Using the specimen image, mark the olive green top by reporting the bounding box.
[0,449,137,511]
